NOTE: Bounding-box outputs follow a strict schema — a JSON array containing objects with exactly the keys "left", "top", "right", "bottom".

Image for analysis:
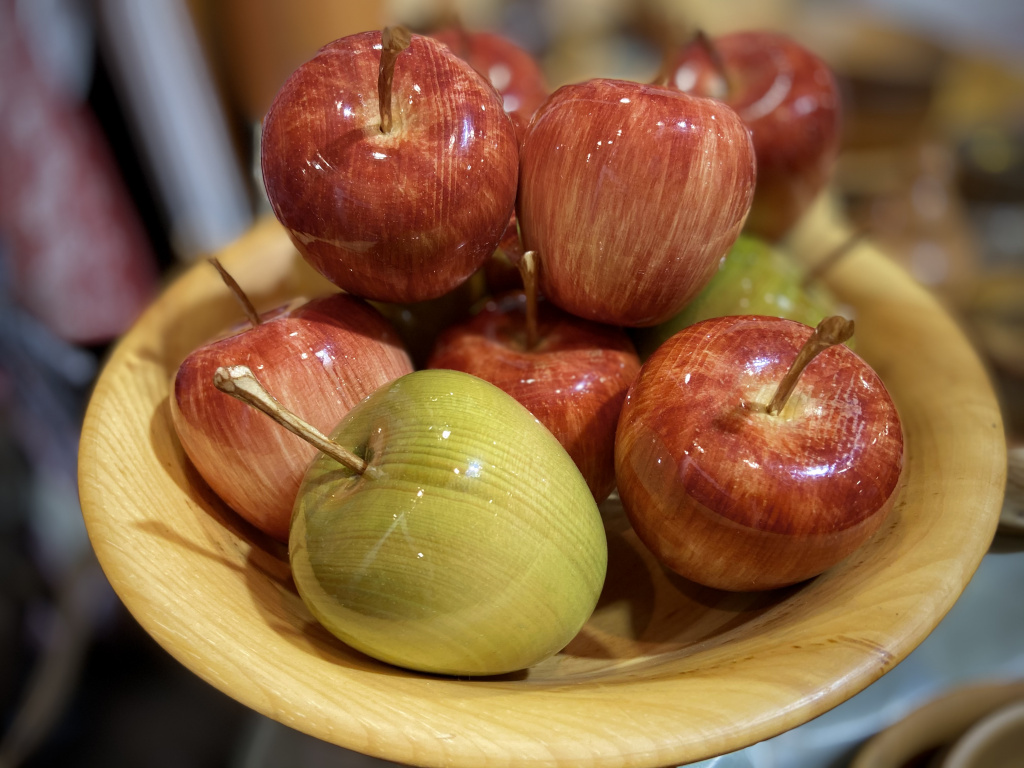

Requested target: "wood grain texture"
[{"left": 78, "top": 204, "right": 1006, "bottom": 768}]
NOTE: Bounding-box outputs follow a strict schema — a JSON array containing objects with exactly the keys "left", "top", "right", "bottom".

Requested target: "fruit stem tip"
[
  {"left": 209, "top": 258, "right": 261, "bottom": 328},
  {"left": 213, "top": 365, "right": 367, "bottom": 475},
  {"left": 379, "top": 25, "right": 412, "bottom": 134},
  {"left": 766, "top": 316, "right": 854, "bottom": 416}
]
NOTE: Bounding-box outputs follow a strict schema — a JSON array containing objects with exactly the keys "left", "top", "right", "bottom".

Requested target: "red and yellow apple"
[
  {"left": 170, "top": 292, "right": 413, "bottom": 541},
  {"left": 518, "top": 79, "right": 756, "bottom": 327},
  {"left": 428, "top": 291, "right": 640, "bottom": 502},
  {"left": 615, "top": 315, "right": 903, "bottom": 591},
  {"left": 261, "top": 28, "right": 519, "bottom": 303}
]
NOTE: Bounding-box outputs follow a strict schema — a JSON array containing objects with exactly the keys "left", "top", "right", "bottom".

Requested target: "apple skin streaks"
[
  {"left": 262, "top": 31, "right": 519, "bottom": 304},
  {"left": 170, "top": 294, "right": 413, "bottom": 542},
  {"left": 518, "top": 78, "right": 756, "bottom": 328},
  {"left": 431, "top": 28, "right": 549, "bottom": 144},
  {"left": 615, "top": 315, "right": 904, "bottom": 591},
  {"left": 427, "top": 292, "right": 641, "bottom": 502},
  {"left": 670, "top": 31, "right": 842, "bottom": 241}
]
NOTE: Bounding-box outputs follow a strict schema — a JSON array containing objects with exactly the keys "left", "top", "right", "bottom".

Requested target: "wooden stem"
[
  {"left": 802, "top": 228, "right": 867, "bottom": 288},
  {"left": 378, "top": 26, "right": 412, "bottom": 134},
  {"left": 209, "top": 258, "right": 260, "bottom": 328},
  {"left": 646, "top": 17, "right": 688, "bottom": 87},
  {"left": 766, "top": 316, "right": 855, "bottom": 416},
  {"left": 517, "top": 250, "right": 539, "bottom": 350},
  {"left": 650, "top": 39, "right": 677, "bottom": 87},
  {"left": 692, "top": 29, "right": 731, "bottom": 97},
  {"left": 213, "top": 365, "right": 367, "bottom": 475}
]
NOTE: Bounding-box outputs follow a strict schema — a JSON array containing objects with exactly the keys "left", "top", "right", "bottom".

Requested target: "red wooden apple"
[
  {"left": 427, "top": 254, "right": 640, "bottom": 502},
  {"left": 431, "top": 27, "right": 549, "bottom": 144},
  {"left": 669, "top": 31, "right": 842, "bottom": 241},
  {"left": 261, "top": 27, "right": 519, "bottom": 303},
  {"left": 170, "top": 277, "right": 413, "bottom": 541},
  {"left": 518, "top": 78, "right": 755, "bottom": 327},
  {"left": 615, "top": 315, "right": 904, "bottom": 591}
]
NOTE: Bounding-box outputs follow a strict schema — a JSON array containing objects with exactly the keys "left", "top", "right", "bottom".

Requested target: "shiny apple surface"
[
  {"left": 427, "top": 292, "right": 641, "bottom": 502},
  {"left": 671, "top": 32, "right": 841, "bottom": 241},
  {"left": 431, "top": 28, "right": 548, "bottom": 135},
  {"left": 290, "top": 369, "right": 607, "bottom": 676},
  {"left": 261, "top": 31, "right": 519, "bottom": 303},
  {"left": 170, "top": 293, "right": 413, "bottom": 541},
  {"left": 518, "top": 79, "right": 756, "bottom": 327},
  {"left": 616, "top": 315, "right": 904, "bottom": 591}
]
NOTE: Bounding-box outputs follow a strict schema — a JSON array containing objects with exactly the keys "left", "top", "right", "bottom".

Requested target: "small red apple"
[
  {"left": 261, "top": 27, "right": 519, "bottom": 303},
  {"left": 170, "top": 267, "right": 413, "bottom": 541},
  {"left": 427, "top": 254, "right": 640, "bottom": 501},
  {"left": 669, "top": 31, "right": 842, "bottom": 241},
  {"left": 518, "top": 78, "right": 756, "bottom": 327},
  {"left": 431, "top": 27, "right": 549, "bottom": 144},
  {"left": 615, "top": 315, "right": 903, "bottom": 591}
]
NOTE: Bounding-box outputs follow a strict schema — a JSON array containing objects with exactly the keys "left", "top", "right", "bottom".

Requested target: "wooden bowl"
[{"left": 78, "top": 199, "right": 1007, "bottom": 768}]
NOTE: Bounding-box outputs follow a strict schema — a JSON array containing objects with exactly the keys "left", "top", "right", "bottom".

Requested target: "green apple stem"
[
  {"left": 801, "top": 228, "right": 867, "bottom": 288},
  {"left": 766, "top": 316, "right": 855, "bottom": 416},
  {"left": 209, "top": 258, "right": 261, "bottom": 328},
  {"left": 378, "top": 26, "right": 412, "bottom": 134},
  {"left": 213, "top": 365, "right": 368, "bottom": 475},
  {"left": 517, "top": 250, "right": 540, "bottom": 349}
]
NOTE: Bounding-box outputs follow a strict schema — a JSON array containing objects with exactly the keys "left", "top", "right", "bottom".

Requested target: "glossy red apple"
[
  {"left": 669, "top": 31, "right": 842, "bottom": 241},
  {"left": 431, "top": 27, "right": 549, "bottom": 144},
  {"left": 427, "top": 255, "right": 641, "bottom": 502},
  {"left": 615, "top": 315, "right": 904, "bottom": 591},
  {"left": 518, "top": 78, "right": 756, "bottom": 327},
  {"left": 170, "top": 278, "right": 413, "bottom": 542},
  {"left": 261, "top": 27, "right": 519, "bottom": 303}
]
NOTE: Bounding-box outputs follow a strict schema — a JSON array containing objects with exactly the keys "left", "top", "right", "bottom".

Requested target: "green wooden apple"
[
  {"left": 633, "top": 235, "right": 843, "bottom": 360},
  {"left": 289, "top": 368, "right": 607, "bottom": 676}
]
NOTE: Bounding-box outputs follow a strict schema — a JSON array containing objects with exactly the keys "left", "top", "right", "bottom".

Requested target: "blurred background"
[{"left": 1, "top": 0, "right": 1023, "bottom": 766}]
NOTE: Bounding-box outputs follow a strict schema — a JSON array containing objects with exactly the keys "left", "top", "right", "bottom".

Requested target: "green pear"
[
  {"left": 289, "top": 368, "right": 607, "bottom": 676},
  {"left": 633, "top": 235, "right": 843, "bottom": 360}
]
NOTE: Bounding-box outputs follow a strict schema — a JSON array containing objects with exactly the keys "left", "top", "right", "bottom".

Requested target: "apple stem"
[
  {"left": 650, "top": 39, "right": 677, "bottom": 87},
  {"left": 379, "top": 26, "right": 412, "bottom": 134},
  {"left": 209, "top": 258, "right": 260, "bottom": 328},
  {"left": 691, "top": 29, "right": 731, "bottom": 98},
  {"left": 801, "top": 228, "right": 867, "bottom": 288},
  {"left": 766, "top": 316, "right": 855, "bottom": 416},
  {"left": 647, "top": 19, "right": 689, "bottom": 87},
  {"left": 213, "top": 365, "right": 368, "bottom": 476},
  {"left": 517, "top": 250, "right": 540, "bottom": 349}
]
